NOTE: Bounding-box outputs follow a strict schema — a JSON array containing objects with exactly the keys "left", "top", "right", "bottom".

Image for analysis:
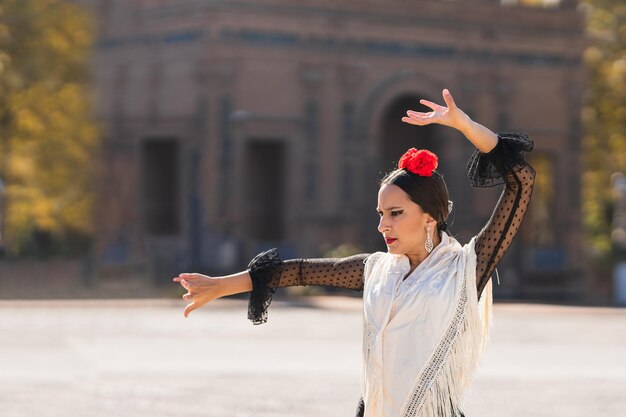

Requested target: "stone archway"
[{"left": 350, "top": 70, "right": 450, "bottom": 250}]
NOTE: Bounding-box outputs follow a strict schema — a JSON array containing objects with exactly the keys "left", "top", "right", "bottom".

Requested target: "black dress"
[{"left": 245, "top": 133, "right": 536, "bottom": 417}]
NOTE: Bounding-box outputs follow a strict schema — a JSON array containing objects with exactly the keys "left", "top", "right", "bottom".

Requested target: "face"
[{"left": 377, "top": 183, "right": 436, "bottom": 256}]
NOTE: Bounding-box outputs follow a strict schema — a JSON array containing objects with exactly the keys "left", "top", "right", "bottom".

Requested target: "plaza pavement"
[{"left": 1, "top": 296, "right": 624, "bottom": 417}]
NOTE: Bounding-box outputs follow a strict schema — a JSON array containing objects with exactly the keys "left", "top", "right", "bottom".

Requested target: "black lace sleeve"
[
  {"left": 246, "top": 249, "right": 370, "bottom": 325},
  {"left": 467, "top": 132, "right": 534, "bottom": 187},
  {"left": 247, "top": 248, "right": 283, "bottom": 325},
  {"left": 468, "top": 132, "right": 536, "bottom": 300}
]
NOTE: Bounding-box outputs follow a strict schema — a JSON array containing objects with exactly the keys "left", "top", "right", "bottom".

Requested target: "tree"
[
  {"left": 581, "top": 1, "right": 626, "bottom": 265},
  {"left": 0, "top": 0, "right": 98, "bottom": 256}
]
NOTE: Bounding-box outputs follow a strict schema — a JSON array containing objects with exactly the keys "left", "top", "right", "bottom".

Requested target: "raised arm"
[
  {"left": 402, "top": 89, "right": 536, "bottom": 302},
  {"left": 247, "top": 248, "right": 369, "bottom": 324},
  {"left": 467, "top": 132, "right": 536, "bottom": 300}
]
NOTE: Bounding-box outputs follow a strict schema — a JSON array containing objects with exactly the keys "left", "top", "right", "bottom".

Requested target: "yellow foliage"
[
  {"left": 580, "top": 0, "right": 626, "bottom": 263},
  {"left": 0, "top": 0, "right": 99, "bottom": 255}
]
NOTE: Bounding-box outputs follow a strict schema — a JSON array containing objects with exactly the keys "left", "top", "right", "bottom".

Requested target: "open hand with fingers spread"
[
  {"left": 401, "top": 89, "right": 471, "bottom": 131},
  {"left": 172, "top": 273, "right": 222, "bottom": 318}
]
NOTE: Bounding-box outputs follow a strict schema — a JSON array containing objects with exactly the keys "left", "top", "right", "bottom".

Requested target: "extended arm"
[{"left": 174, "top": 252, "right": 369, "bottom": 320}]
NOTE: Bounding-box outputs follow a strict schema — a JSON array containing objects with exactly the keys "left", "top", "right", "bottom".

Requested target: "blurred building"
[{"left": 83, "top": 0, "right": 585, "bottom": 300}]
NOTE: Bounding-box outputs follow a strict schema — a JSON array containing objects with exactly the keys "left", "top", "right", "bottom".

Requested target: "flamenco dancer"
[{"left": 173, "top": 89, "right": 536, "bottom": 417}]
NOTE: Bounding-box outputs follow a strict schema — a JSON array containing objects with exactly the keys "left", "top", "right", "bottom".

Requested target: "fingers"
[
  {"left": 184, "top": 301, "right": 197, "bottom": 318},
  {"left": 180, "top": 288, "right": 197, "bottom": 317},
  {"left": 418, "top": 99, "right": 440, "bottom": 111},
  {"left": 176, "top": 279, "right": 191, "bottom": 291},
  {"left": 176, "top": 273, "right": 198, "bottom": 281},
  {"left": 442, "top": 89, "right": 457, "bottom": 109},
  {"left": 173, "top": 273, "right": 199, "bottom": 289},
  {"left": 406, "top": 110, "right": 430, "bottom": 118},
  {"left": 402, "top": 116, "right": 429, "bottom": 126},
  {"left": 403, "top": 108, "right": 438, "bottom": 126},
  {"left": 172, "top": 273, "right": 206, "bottom": 318}
]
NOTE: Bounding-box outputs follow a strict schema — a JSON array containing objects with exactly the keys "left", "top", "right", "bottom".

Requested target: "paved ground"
[{"left": 1, "top": 297, "right": 625, "bottom": 417}]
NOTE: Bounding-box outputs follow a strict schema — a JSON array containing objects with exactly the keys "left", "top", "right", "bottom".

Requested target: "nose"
[{"left": 378, "top": 215, "right": 390, "bottom": 234}]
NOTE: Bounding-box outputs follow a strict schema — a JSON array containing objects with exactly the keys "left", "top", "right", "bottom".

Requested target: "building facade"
[{"left": 85, "top": 0, "right": 585, "bottom": 299}]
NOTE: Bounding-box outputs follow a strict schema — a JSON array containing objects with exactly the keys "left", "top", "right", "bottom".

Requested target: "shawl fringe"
[{"left": 400, "top": 247, "right": 493, "bottom": 417}]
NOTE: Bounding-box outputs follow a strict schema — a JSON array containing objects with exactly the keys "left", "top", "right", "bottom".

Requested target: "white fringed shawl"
[{"left": 361, "top": 232, "right": 493, "bottom": 417}]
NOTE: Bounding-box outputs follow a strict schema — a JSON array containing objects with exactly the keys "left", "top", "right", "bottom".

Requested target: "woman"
[{"left": 173, "top": 89, "right": 536, "bottom": 417}]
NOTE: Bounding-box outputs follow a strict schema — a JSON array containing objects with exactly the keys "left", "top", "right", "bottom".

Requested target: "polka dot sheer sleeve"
[
  {"left": 246, "top": 249, "right": 370, "bottom": 325},
  {"left": 467, "top": 132, "right": 536, "bottom": 301}
]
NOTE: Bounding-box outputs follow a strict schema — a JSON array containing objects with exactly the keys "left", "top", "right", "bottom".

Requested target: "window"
[
  {"left": 141, "top": 139, "right": 180, "bottom": 235},
  {"left": 244, "top": 140, "right": 286, "bottom": 241}
]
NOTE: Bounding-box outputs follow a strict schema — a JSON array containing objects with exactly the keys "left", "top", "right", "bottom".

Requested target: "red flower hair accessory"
[{"left": 398, "top": 148, "right": 438, "bottom": 176}]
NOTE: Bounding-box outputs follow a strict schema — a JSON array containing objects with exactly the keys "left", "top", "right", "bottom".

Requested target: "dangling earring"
[{"left": 425, "top": 224, "right": 433, "bottom": 253}]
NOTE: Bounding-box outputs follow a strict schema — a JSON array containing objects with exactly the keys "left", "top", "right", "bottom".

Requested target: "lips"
[{"left": 385, "top": 238, "right": 397, "bottom": 245}]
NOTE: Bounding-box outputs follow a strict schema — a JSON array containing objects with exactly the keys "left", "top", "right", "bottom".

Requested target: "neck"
[{"left": 406, "top": 232, "right": 442, "bottom": 273}]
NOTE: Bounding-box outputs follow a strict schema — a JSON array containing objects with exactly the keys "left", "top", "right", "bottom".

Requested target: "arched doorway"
[
  {"left": 379, "top": 94, "right": 441, "bottom": 173},
  {"left": 365, "top": 93, "right": 445, "bottom": 251}
]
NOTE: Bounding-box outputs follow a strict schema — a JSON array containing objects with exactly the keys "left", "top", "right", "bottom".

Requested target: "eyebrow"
[{"left": 376, "top": 206, "right": 403, "bottom": 212}]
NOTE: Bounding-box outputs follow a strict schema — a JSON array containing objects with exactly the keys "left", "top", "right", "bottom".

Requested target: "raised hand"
[
  {"left": 402, "top": 88, "right": 498, "bottom": 153},
  {"left": 401, "top": 89, "right": 470, "bottom": 131},
  {"left": 172, "top": 273, "right": 222, "bottom": 318}
]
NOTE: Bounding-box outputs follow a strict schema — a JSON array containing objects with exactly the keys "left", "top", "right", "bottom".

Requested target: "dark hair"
[{"left": 380, "top": 168, "right": 450, "bottom": 235}]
